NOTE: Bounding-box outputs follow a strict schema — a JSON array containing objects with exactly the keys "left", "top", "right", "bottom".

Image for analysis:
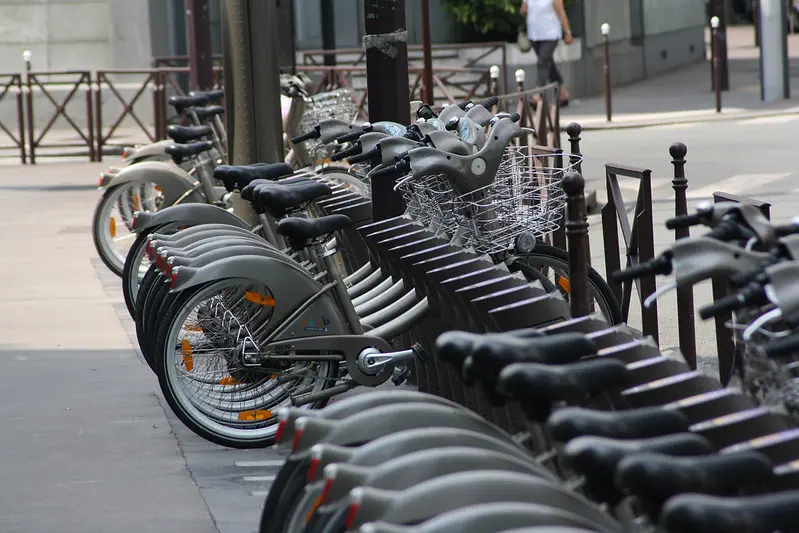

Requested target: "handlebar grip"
[
  {"left": 371, "top": 164, "right": 401, "bottom": 179},
  {"left": 336, "top": 131, "right": 364, "bottom": 144},
  {"left": 457, "top": 100, "right": 473, "bottom": 110},
  {"left": 611, "top": 255, "right": 672, "bottom": 284},
  {"left": 728, "top": 266, "right": 770, "bottom": 290},
  {"left": 478, "top": 96, "right": 499, "bottom": 109},
  {"left": 348, "top": 147, "right": 379, "bottom": 164},
  {"left": 775, "top": 223, "right": 799, "bottom": 238},
  {"left": 706, "top": 219, "right": 741, "bottom": 242},
  {"left": 291, "top": 129, "right": 320, "bottom": 144},
  {"left": 508, "top": 113, "right": 521, "bottom": 123},
  {"left": 764, "top": 334, "right": 799, "bottom": 358},
  {"left": 665, "top": 212, "right": 704, "bottom": 230},
  {"left": 330, "top": 143, "right": 361, "bottom": 162},
  {"left": 698, "top": 294, "right": 745, "bottom": 320}
]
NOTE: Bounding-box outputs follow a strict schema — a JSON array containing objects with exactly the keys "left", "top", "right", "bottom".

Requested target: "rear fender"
[
  {"left": 109, "top": 161, "right": 203, "bottom": 205},
  {"left": 133, "top": 203, "right": 250, "bottom": 233},
  {"left": 170, "top": 244, "right": 287, "bottom": 269},
  {"left": 150, "top": 228, "right": 264, "bottom": 254},
  {"left": 170, "top": 255, "right": 350, "bottom": 339},
  {"left": 126, "top": 140, "right": 174, "bottom": 163}
]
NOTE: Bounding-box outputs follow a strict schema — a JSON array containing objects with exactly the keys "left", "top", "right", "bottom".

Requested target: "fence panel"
[
  {"left": 25, "top": 70, "right": 94, "bottom": 164},
  {"left": 0, "top": 73, "right": 25, "bottom": 163},
  {"left": 95, "top": 69, "right": 160, "bottom": 161}
]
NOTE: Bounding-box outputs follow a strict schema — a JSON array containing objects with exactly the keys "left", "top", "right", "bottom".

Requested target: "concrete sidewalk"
[
  {"left": 0, "top": 162, "right": 218, "bottom": 533},
  {"left": 561, "top": 25, "right": 799, "bottom": 130}
]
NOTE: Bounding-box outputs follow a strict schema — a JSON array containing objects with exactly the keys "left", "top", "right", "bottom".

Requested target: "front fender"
[
  {"left": 108, "top": 161, "right": 203, "bottom": 205},
  {"left": 171, "top": 255, "right": 350, "bottom": 339},
  {"left": 133, "top": 203, "right": 250, "bottom": 233}
]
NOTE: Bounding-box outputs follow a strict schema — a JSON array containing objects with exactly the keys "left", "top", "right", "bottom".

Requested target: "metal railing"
[{"left": 0, "top": 73, "right": 25, "bottom": 163}]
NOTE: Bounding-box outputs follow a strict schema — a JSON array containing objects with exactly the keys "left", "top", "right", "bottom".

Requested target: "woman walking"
[{"left": 520, "top": 0, "right": 573, "bottom": 105}]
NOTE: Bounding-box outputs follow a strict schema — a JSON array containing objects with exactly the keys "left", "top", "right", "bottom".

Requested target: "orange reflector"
[
  {"left": 181, "top": 339, "right": 194, "bottom": 371},
  {"left": 184, "top": 324, "right": 203, "bottom": 332},
  {"left": 558, "top": 276, "right": 570, "bottom": 293},
  {"left": 218, "top": 376, "right": 239, "bottom": 385},
  {"left": 154, "top": 186, "right": 163, "bottom": 192},
  {"left": 109, "top": 216, "right": 116, "bottom": 238},
  {"left": 238, "top": 409, "right": 273, "bottom": 421},
  {"left": 132, "top": 194, "right": 141, "bottom": 211},
  {"left": 245, "top": 292, "right": 276, "bottom": 307},
  {"left": 306, "top": 491, "right": 325, "bottom": 523}
]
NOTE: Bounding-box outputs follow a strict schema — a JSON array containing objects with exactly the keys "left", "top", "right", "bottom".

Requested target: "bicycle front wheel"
[{"left": 512, "top": 243, "right": 623, "bottom": 325}]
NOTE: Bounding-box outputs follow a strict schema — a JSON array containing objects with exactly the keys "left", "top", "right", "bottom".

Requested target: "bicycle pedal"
[
  {"left": 411, "top": 342, "right": 429, "bottom": 363},
  {"left": 391, "top": 367, "right": 411, "bottom": 386}
]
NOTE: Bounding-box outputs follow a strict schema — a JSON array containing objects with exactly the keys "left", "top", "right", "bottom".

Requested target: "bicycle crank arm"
[{"left": 358, "top": 347, "right": 418, "bottom": 372}]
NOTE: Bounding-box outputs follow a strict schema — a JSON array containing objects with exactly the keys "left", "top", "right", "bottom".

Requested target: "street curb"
[{"left": 561, "top": 107, "right": 799, "bottom": 131}]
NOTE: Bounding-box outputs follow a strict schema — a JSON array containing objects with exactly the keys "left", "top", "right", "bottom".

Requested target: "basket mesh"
[
  {"left": 397, "top": 146, "right": 577, "bottom": 253},
  {"left": 299, "top": 89, "right": 357, "bottom": 162}
]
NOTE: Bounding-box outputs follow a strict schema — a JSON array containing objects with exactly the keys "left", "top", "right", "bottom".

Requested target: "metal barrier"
[
  {"left": 156, "top": 66, "right": 224, "bottom": 138},
  {"left": 602, "top": 163, "right": 658, "bottom": 342},
  {"left": 301, "top": 41, "right": 509, "bottom": 94},
  {"left": 711, "top": 192, "right": 771, "bottom": 386},
  {"left": 94, "top": 69, "right": 160, "bottom": 161},
  {"left": 25, "top": 70, "right": 95, "bottom": 163},
  {"left": 496, "top": 82, "right": 561, "bottom": 150},
  {"left": 0, "top": 73, "right": 25, "bottom": 163},
  {"left": 294, "top": 64, "right": 491, "bottom": 119}
]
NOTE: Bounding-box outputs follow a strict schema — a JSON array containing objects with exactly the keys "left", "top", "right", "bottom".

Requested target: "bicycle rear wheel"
[{"left": 512, "top": 243, "right": 623, "bottom": 325}]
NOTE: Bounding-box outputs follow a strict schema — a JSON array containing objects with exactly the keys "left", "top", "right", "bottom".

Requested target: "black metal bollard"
[
  {"left": 711, "top": 16, "right": 722, "bottom": 113},
  {"left": 562, "top": 170, "right": 591, "bottom": 318},
  {"left": 566, "top": 122, "right": 583, "bottom": 174},
  {"left": 670, "top": 142, "right": 697, "bottom": 369}
]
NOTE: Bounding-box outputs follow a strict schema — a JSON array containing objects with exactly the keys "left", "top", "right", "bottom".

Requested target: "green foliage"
[
  {"left": 441, "top": 0, "right": 579, "bottom": 36},
  {"left": 442, "top": 0, "right": 520, "bottom": 35}
]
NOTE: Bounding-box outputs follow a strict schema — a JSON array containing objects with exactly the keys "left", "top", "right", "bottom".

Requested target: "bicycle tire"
[
  {"left": 91, "top": 185, "right": 128, "bottom": 277},
  {"left": 259, "top": 457, "right": 309, "bottom": 533},
  {"left": 154, "top": 277, "right": 338, "bottom": 448},
  {"left": 512, "top": 243, "right": 623, "bottom": 325}
]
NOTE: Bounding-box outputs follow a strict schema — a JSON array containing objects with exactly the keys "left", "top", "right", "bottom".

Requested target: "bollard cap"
[
  {"left": 710, "top": 16, "right": 720, "bottom": 29},
  {"left": 562, "top": 170, "right": 585, "bottom": 196},
  {"left": 489, "top": 65, "right": 500, "bottom": 79},
  {"left": 22, "top": 50, "right": 32, "bottom": 62},
  {"left": 601, "top": 23, "right": 610, "bottom": 36},
  {"left": 566, "top": 122, "right": 582, "bottom": 138},
  {"left": 515, "top": 69, "right": 526, "bottom": 83},
  {"left": 669, "top": 142, "right": 687, "bottom": 160}
]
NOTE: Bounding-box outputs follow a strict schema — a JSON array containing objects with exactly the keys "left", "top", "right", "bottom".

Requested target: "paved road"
[{"left": 1, "top": 111, "right": 797, "bottom": 532}]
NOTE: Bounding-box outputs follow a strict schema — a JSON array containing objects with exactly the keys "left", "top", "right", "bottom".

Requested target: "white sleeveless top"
[{"left": 526, "top": 0, "right": 562, "bottom": 41}]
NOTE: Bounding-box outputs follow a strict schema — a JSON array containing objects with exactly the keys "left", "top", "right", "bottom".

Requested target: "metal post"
[
  {"left": 759, "top": 0, "right": 790, "bottom": 102},
  {"left": 708, "top": 0, "right": 730, "bottom": 91},
  {"left": 669, "top": 142, "right": 697, "bottom": 369},
  {"left": 364, "top": 0, "right": 411, "bottom": 220},
  {"left": 187, "top": 0, "right": 214, "bottom": 91},
  {"left": 222, "top": 0, "right": 283, "bottom": 166},
  {"left": 489, "top": 65, "right": 500, "bottom": 103},
  {"left": 420, "top": 0, "right": 434, "bottom": 104},
  {"left": 562, "top": 170, "right": 591, "bottom": 318},
  {"left": 23, "top": 50, "right": 35, "bottom": 165},
  {"left": 711, "top": 16, "right": 722, "bottom": 113},
  {"left": 321, "top": 0, "right": 336, "bottom": 66},
  {"left": 601, "top": 23, "right": 612, "bottom": 122},
  {"left": 566, "top": 122, "right": 582, "bottom": 174}
]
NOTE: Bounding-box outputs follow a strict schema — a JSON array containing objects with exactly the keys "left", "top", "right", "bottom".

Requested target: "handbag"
[{"left": 517, "top": 29, "right": 532, "bottom": 52}]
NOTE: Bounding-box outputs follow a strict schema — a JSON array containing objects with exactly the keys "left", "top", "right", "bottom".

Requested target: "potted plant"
[{"left": 442, "top": 0, "right": 580, "bottom": 42}]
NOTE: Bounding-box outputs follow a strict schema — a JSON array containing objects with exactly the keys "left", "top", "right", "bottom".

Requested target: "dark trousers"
[{"left": 532, "top": 39, "right": 563, "bottom": 88}]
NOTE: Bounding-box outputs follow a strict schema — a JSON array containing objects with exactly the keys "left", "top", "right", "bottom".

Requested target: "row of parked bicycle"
[{"left": 90, "top": 75, "right": 799, "bottom": 532}]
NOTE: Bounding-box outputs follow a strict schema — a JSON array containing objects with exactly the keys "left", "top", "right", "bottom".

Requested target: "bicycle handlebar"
[
  {"left": 291, "top": 128, "right": 320, "bottom": 144},
  {"left": 666, "top": 212, "right": 704, "bottom": 230},
  {"left": 763, "top": 333, "right": 799, "bottom": 358},
  {"left": 336, "top": 130, "right": 365, "bottom": 143},
  {"left": 348, "top": 147, "right": 379, "bottom": 164},
  {"left": 331, "top": 143, "right": 361, "bottom": 162},
  {"left": 698, "top": 283, "right": 766, "bottom": 320},
  {"left": 478, "top": 96, "right": 499, "bottom": 109},
  {"left": 371, "top": 158, "right": 410, "bottom": 179},
  {"left": 611, "top": 255, "right": 672, "bottom": 284}
]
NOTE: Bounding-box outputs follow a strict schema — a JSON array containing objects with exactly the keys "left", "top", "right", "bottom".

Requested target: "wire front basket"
[
  {"left": 398, "top": 146, "right": 578, "bottom": 254},
  {"left": 300, "top": 89, "right": 358, "bottom": 162}
]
